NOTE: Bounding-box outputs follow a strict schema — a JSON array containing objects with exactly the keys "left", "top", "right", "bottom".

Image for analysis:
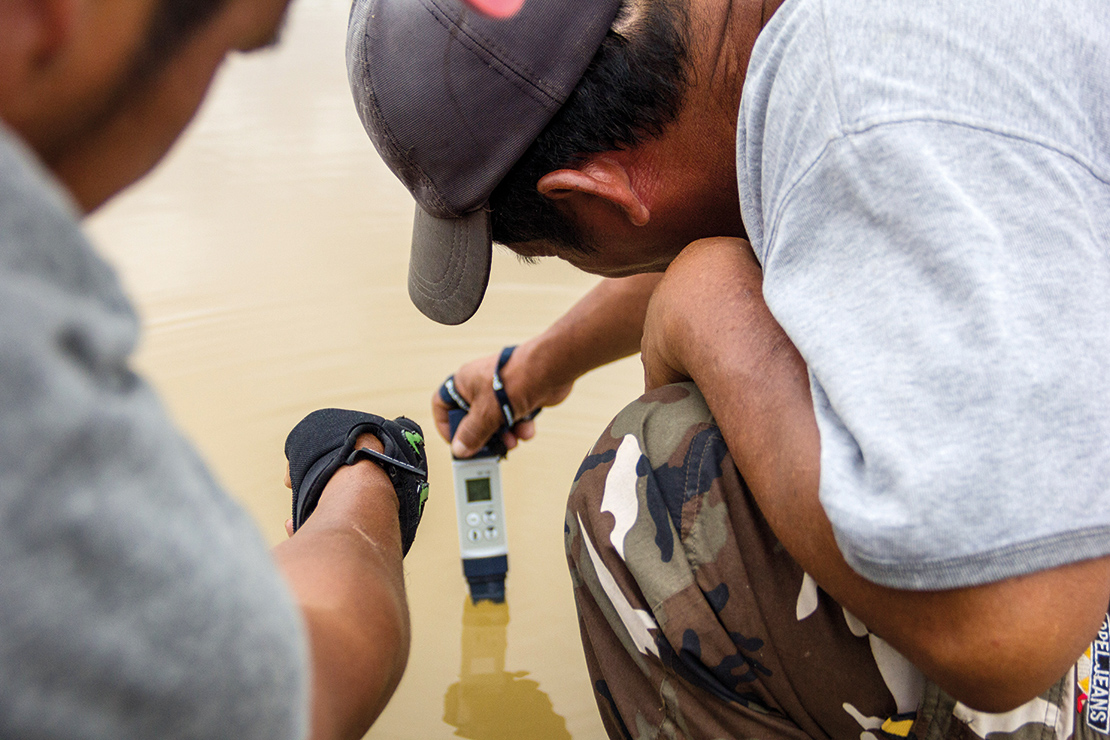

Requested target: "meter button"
[
  {"left": 466, "top": 512, "right": 481, "bottom": 526},
  {"left": 467, "top": 529, "right": 482, "bottom": 542},
  {"left": 482, "top": 511, "right": 497, "bottom": 524},
  {"left": 484, "top": 527, "right": 499, "bottom": 540}
]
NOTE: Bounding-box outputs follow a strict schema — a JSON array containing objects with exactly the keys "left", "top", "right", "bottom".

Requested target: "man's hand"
[
  {"left": 284, "top": 409, "right": 428, "bottom": 555},
  {"left": 434, "top": 274, "right": 662, "bottom": 458},
  {"left": 283, "top": 432, "right": 385, "bottom": 538},
  {"left": 433, "top": 343, "right": 573, "bottom": 458}
]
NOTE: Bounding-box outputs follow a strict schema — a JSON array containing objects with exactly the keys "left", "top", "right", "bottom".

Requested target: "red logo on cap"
[{"left": 465, "top": 0, "right": 526, "bottom": 18}]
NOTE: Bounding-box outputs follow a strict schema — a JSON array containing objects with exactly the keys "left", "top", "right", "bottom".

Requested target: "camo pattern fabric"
[{"left": 564, "top": 383, "right": 1108, "bottom": 740}]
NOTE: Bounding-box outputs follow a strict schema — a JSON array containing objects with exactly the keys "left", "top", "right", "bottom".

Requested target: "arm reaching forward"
[
  {"left": 275, "top": 409, "right": 429, "bottom": 740},
  {"left": 436, "top": 273, "right": 662, "bottom": 458},
  {"left": 273, "top": 446, "right": 408, "bottom": 740}
]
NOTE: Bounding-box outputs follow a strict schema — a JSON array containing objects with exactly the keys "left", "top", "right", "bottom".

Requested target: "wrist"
[
  {"left": 323, "top": 432, "right": 391, "bottom": 505},
  {"left": 312, "top": 457, "right": 398, "bottom": 528},
  {"left": 500, "top": 338, "right": 549, "bottom": 415},
  {"left": 517, "top": 330, "right": 581, "bottom": 393}
]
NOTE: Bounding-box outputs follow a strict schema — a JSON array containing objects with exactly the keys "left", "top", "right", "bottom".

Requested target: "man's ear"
[
  {"left": 537, "top": 155, "right": 651, "bottom": 227},
  {"left": 0, "top": 0, "right": 78, "bottom": 100}
]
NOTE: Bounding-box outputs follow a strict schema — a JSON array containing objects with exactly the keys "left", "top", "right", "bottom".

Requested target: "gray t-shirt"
[
  {"left": 738, "top": 0, "right": 1110, "bottom": 590},
  {"left": 0, "top": 125, "right": 309, "bottom": 738}
]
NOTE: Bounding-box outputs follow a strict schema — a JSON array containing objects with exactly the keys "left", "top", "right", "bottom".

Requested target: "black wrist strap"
[
  {"left": 346, "top": 446, "right": 427, "bottom": 478},
  {"left": 491, "top": 345, "right": 517, "bottom": 428},
  {"left": 441, "top": 375, "right": 471, "bottom": 412}
]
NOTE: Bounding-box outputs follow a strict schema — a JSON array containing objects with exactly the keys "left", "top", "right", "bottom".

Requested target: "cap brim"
[{"left": 408, "top": 206, "right": 492, "bottom": 325}]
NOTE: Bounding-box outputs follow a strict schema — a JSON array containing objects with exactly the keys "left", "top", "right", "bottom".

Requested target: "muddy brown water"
[{"left": 85, "top": 1, "right": 640, "bottom": 738}]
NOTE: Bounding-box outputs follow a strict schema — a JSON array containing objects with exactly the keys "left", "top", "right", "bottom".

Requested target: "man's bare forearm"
[
  {"left": 642, "top": 237, "right": 1110, "bottom": 711},
  {"left": 273, "top": 449, "right": 409, "bottom": 740},
  {"left": 513, "top": 273, "right": 662, "bottom": 390}
]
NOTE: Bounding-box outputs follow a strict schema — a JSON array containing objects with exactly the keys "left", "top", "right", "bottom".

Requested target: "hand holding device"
[{"left": 439, "top": 347, "right": 539, "bottom": 602}]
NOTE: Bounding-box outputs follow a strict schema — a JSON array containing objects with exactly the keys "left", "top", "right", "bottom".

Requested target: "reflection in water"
[{"left": 444, "top": 599, "right": 572, "bottom": 740}]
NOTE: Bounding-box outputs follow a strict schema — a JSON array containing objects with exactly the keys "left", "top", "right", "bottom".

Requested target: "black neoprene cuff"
[{"left": 285, "top": 408, "right": 429, "bottom": 556}]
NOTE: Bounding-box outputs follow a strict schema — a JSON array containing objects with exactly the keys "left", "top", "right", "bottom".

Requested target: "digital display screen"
[{"left": 466, "top": 477, "right": 493, "bottom": 503}]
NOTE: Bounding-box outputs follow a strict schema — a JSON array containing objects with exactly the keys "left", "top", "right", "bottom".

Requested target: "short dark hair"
[
  {"left": 488, "top": 0, "right": 690, "bottom": 252},
  {"left": 131, "top": 0, "right": 234, "bottom": 84},
  {"left": 33, "top": 0, "right": 238, "bottom": 171}
]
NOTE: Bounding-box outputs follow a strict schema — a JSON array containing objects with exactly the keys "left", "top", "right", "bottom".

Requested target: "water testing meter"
[
  {"left": 452, "top": 452, "right": 509, "bottom": 602},
  {"left": 440, "top": 378, "right": 511, "bottom": 603}
]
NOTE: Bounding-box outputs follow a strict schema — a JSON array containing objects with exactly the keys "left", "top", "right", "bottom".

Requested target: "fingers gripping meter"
[
  {"left": 441, "top": 378, "right": 511, "bottom": 604},
  {"left": 441, "top": 349, "right": 540, "bottom": 603}
]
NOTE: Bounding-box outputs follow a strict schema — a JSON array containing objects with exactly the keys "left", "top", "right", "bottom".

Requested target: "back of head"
[
  {"left": 131, "top": 0, "right": 234, "bottom": 85},
  {"left": 346, "top": 0, "right": 690, "bottom": 324},
  {"left": 490, "top": 0, "right": 690, "bottom": 253}
]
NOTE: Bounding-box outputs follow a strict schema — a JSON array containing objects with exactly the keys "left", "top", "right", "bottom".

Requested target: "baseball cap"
[{"left": 346, "top": 0, "right": 623, "bottom": 325}]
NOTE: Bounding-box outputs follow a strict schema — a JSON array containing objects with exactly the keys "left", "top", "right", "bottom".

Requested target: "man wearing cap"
[{"left": 347, "top": 0, "right": 1110, "bottom": 738}]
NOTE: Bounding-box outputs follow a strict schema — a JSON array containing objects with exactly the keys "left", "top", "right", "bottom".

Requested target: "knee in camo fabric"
[
  {"left": 567, "top": 385, "right": 747, "bottom": 733},
  {"left": 564, "top": 383, "right": 1105, "bottom": 740},
  {"left": 565, "top": 383, "right": 821, "bottom": 738}
]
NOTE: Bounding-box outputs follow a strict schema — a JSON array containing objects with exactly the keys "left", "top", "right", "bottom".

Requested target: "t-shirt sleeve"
[{"left": 760, "top": 120, "right": 1110, "bottom": 590}]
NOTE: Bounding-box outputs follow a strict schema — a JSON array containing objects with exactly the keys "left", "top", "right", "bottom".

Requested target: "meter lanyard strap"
[
  {"left": 491, "top": 345, "right": 518, "bottom": 428},
  {"left": 441, "top": 375, "right": 470, "bottom": 412},
  {"left": 439, "top": 346, "right": 539, "bottom": 428},
  {"left": 491, "top": 346, "right": 542, "bottom": 427}
]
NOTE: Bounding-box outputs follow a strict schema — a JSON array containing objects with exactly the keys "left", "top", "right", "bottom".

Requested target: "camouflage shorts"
[{"left": 565, "top": 383, "right": 1109, "bottom": 740}]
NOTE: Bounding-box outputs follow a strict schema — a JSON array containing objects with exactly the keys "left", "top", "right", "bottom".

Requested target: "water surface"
[{"left": 86, "top": 1, "right": 641, "bottom": 738}]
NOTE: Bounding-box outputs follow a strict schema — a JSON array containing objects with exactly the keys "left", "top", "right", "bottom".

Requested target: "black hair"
[
  {"left": 130, "top": 0, "right": 234, "bottom": 84},
  {"left": 488, "top": 0, "right": 691, "bottom": 252}
]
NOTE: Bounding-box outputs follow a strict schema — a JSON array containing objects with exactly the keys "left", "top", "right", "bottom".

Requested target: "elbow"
[
  {"left": 921, "top": 637, "right": 1073, "bottom": 713},
  {"left": 896, "top": 561, "right": 1110, "bottom": 714}
]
